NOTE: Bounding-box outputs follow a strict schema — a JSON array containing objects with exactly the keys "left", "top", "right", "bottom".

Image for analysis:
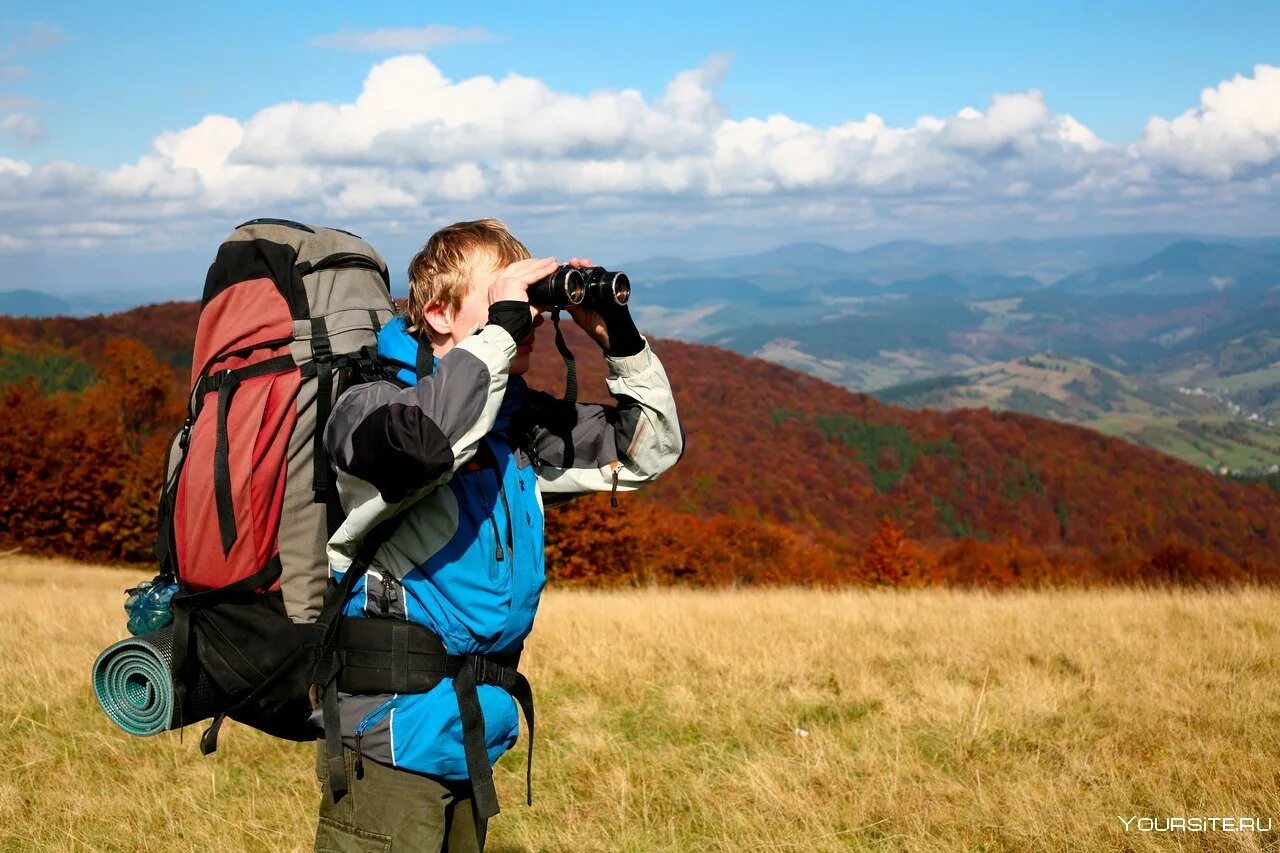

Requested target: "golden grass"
[{"left": 1, "top": 554, "right": 1278, "bottom": 851}]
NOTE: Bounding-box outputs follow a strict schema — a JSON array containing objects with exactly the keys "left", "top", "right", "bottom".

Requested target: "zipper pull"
[
  {"left": 491, "top": 516, "right": 505, "bottom": 561},
  {"left": 353, "top": 731, "right": 365, "bottom": 779},
  {"left": 378, "top": 571, "right": 398, "bottom": 615},
  {"left": 610, "top": 463, "right": 621, "bottom": 508}
]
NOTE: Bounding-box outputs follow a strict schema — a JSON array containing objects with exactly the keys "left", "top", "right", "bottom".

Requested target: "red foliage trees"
[
  {"left": 0, "top": 336, "right": 180, "bottom": 562},
  {"left": 1, "top": 303, "right": 1278, "bottom": 587}
]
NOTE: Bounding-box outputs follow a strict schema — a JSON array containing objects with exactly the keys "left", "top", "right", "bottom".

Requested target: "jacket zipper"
[
  {"left": 377, "top": 571, "right": 399, "bottom": 616},
  {"left": 353, "top": 694, "right": 400, "bottom": 775},
  {"left": 489, "top": 515, "right": 504, "bottom": 563},
  {"left": 496, "top": 477, "right": 515, "bottom": 561},
  {"left": 480, "top": 448, "right": 515, "bottom": 580}
]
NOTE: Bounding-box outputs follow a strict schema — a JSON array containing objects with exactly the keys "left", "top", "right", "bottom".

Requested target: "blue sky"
[{"left": 1, "top": 1, "right": 1278, "bottom": 295}]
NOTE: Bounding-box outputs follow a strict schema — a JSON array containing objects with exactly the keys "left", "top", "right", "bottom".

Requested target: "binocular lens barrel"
[
  {"left": 580, "top": 267, "right": 631, "bottom": 307},
  {"left": 528, "top": 266, "right": 586, "bottom": 307},
  {"left": 528, "top": 265, "right": 632, "bottom": 308},
  {"left": 605, "top": 271, "right": 630, "bottom": 306}
]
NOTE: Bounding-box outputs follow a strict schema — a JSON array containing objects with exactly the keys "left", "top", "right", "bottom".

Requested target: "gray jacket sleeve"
[
  {"left": 324, "top": 323, "right": 517, "bottom": 505},
  {"left": 518, "top": 336, "right": 683, "bottom": 501}
]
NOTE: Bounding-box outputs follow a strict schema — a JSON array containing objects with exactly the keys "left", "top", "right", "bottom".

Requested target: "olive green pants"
[{"left": 314, "top": 745, "right": 487, "bottom": 852}]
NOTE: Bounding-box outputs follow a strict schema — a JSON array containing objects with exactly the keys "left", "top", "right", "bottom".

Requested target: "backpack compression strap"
[{"left": 195, "top": 355, "right": 296, "bottom": 555}]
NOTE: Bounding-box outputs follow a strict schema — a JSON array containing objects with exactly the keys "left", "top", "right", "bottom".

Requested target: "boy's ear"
[{"left": 421, "top": 300, "right": 452, "bottom": 337}]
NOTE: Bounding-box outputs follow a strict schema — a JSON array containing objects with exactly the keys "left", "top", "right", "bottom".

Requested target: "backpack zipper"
[{"left": 297, "top": 252, "right": 390, "bottom": 287}]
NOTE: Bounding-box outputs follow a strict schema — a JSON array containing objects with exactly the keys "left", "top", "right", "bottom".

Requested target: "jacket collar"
[{"left": 377, "top": 315, "right": 526, "bottom": 431}]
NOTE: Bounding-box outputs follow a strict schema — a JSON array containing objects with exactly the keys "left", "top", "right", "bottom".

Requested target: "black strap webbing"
[
  {"left": 201, "top": 354, "right": 296, "bottom": 556},
  {"left": 507, "top": 670, "right": 536, "bottom": 808},
  {"left": 213, "top": 372, "right": 240, "bottom": 556},
  {"left": 312, "top": 516, "right": 407, "bottom": 802},
  {"left": 452, "top": 654, "right": 535, "bottom": 821},
  {"left": 154, "top": 419, "right": 192, "bottom": 580},
  {"left": 197, "top": 354, "right": 295, "bottom": 397},
  {"left": 322, "top": 652, "right": 345, "bottom": 798},
  {"left": 453, "top": 659, "right": 496, "bottom": 818},
  {"left": 311, "top": 317, "right": 334, "bottom": 514},
  {"left": 415, "top": 330, "right": 435, "bottom": 378},
  {"left": 550, "top": 308, "right": 577, "bottom": 405},
  {"left": 323, "top": 617, "right": 536, "bottom": 815},
  {"left": 391, "top": 620, "right": 410, "bottom": 692}
]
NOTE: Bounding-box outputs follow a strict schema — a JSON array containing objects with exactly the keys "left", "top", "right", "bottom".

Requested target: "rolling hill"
[
  {"left": 873, "top": 354, "right": 1280, "bottom": 474},
  {"left": 1053, "top": 241, "right": 1280, "bottom": 295},
  {"left": 2, "top": 302, "right": 1278, "bottom": 587}
]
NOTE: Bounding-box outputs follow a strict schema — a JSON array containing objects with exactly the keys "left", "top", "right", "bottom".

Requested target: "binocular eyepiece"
[{"left": 528, "top": 265, "right": 631, "bottom": 309}]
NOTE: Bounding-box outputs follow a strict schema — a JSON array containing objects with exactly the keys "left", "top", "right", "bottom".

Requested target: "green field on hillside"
[{"left": 1092, "top": 414, "right": 1280, "bottom": 473}]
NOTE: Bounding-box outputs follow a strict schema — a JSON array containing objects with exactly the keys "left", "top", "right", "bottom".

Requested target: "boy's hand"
[
  {"left": 563, "top": 257, "right": 611, "bottom": 350},
  {"left": 489, "top": 257, "right": 558, "bottom": 305}
]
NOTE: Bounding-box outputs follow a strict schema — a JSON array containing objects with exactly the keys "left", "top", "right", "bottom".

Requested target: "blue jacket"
[{"left": 322, "top": 314, "right": 683, "bottom": 780}]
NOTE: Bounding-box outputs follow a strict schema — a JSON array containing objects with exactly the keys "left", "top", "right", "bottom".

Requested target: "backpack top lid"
[{"left": 192, "top": 219, "right": 396, "bottom": 388}]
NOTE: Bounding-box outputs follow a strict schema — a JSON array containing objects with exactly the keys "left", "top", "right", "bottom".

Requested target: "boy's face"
[{"left": 429, "top": 252, "right": 543, "bottom": 376}]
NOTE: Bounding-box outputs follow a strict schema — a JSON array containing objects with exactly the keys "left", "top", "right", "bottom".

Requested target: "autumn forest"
[{"left": 1, "top": 301, "right": 1277, "bottom": 588}]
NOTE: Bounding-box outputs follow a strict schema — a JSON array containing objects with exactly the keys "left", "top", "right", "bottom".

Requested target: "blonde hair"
[{"left": 406, "top": 218, "right": 532, "bottom": 333}]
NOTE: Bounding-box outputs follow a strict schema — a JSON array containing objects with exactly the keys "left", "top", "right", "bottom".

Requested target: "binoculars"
[{"left": 528, "top": 265, "right": 631, "bottom": 309}]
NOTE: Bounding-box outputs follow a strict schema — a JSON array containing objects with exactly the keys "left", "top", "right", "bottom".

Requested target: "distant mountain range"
[
  {"left": 0, "top": 288, "right": 159, "bottom": 318},
  {"left": 627, "top": 233, "right": 1280, "bottom": 474},
  {"left": 4, "top": 230, "right": 1278, "bottom": 473},
  {"left": 626, "top": 232, "right": 1280, "bottom": 286},
  {"left": 1054, "top": 241, "right": 1280, "bottom": 295}
]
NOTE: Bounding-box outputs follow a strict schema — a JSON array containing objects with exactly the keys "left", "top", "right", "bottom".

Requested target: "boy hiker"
[{"left": 314, "top": 219, "right": 683, "bottom": 850}]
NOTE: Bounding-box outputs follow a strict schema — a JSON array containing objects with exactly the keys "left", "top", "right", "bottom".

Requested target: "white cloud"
[
  {"left": 310, "top": 25, "right": 494, "bottom": 52},
  {"left": 0, "top": 112, "right": 42, "bottom": 142},
  {"left": 0, "top": 56, "right": 1277, "bottom": 258},
  {"left": 154, "top": 115, "right": 244, "bottom": 178},
  {"left": 1137, "top": 64, "right": 1280, "bottom": 179},
  {"left": 0, "top": 156, "right": 32, "bottom": 177}
]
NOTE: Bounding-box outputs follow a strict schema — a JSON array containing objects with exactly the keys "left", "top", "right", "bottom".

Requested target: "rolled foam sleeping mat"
[{"left": 92, "top": 626, "right": 223, "bottom": 736}]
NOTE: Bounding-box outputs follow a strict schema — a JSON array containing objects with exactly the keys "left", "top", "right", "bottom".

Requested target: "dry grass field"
[{"left": 1, "top": 554, "right": 1279, "bottom": 852}]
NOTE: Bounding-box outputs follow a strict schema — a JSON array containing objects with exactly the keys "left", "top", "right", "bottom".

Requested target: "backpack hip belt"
[
  {"left": 310, "top": 520, "right": 534, "bottom": 820},
  {"left": 326, "top": 616, "right": 535, "bottom": 821}
]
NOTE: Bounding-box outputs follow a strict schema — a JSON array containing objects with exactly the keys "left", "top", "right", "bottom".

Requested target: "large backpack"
[{"left": 154, "top": 218, "right": 396, "bottom": 749}]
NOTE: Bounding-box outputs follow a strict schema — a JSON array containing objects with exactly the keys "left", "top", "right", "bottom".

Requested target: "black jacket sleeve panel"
[
  {"left": 346, "top": 404, "right": 455, "bottom": 503},
  {"left": 323, "top": 323, "right": 518, "bottom": 502}
]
